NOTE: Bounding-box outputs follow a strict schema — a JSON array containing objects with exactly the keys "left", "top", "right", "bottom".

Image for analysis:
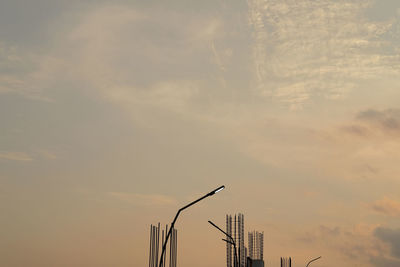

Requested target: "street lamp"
[
  {"left": 208, "top": 220, "right": 239, "bottom": 267},
  {"left": 306, "top": 256, "right": 321, "bottom": 267},
  {"left": 158, "top": 185, "right": 225, "bottom": 267},
  {"left": 221, "top": 239, "right": 239, "bottom": 267}
]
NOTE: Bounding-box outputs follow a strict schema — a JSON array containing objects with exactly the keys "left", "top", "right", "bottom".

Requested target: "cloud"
[
  {"left": 371, "top": 256, "right": 400, "bottom": 267},
  {"left": 1, "top": 3, "right": 229, "bottom": 111},
  {"left": 375, "top": 227, "right": 400, "bottom": 259},
  {"left": 0, "top": 42, "right": 32, "bottom": 95},
  {"left": 298, "top": 225, "right": 341, "bottom": 243},
  {"left": 247, "top": 0, "right": 400, "bottom": 109},
  {"left": 107, "top": 192, "right": 177, "bottom": 206},
  {"left": 310, "top": 107, "right": 400, "bottom": 181},
  {"left": 0, "top": 42, "right": 56, "bottom": 101},
  {"left": 0, "top": 151, "right": 33, "bottom": 162},
  {"left": 48, "top": 4, "right": 234, "bottom": 119},
  {"left": 298, "top": 223, "right": 385, "bottom": 266},
  {"left": 341, "top": 108, "right": 400, "bottom": 138},
  {"left": 36, "top": 150, "right": 57, "bottom": 160},
  {"left": 357, "top": 109, "right": 400, "bottom": 134},
  {"left": 341, "top": 124, "right": 369, "bottom": 136},
  {"left": 371, "top": 197, "right": 400, "bottom": 217},
  {"left": 373, "top": 227, "right": 400, "bottom": 267}
]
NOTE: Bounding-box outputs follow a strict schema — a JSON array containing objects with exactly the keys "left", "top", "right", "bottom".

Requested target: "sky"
[{"left": 1, "top": 0, "right": 400, "bottom": 266}]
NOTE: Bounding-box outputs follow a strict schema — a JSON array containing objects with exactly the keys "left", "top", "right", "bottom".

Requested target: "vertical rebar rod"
[
  {"left": 155, "top": 225, "right": 158, "bottom": 267},
  {"left": 175, "top": 229, "right": 177, "bottom": 267},
  {"left": 173, "top": 229, "right": 175, "bottom": 267},
  {"left": 158, "top": 225, "right": 160, "bottom": 266},
  {"left": 164, "top": 225, "right": 168, "bottom": 267},
  {"left": 169, "top": 227, "right": 172, "bottom": 267},
  {"left": 153, "top": 226, "right": 155, "bottom": 267},
  {"left": 150, "top": 225, "right": 154, "bottom": 267},
  {"left": 171, "top": 229, "right": 173, "bottom": 267},
  {"left": 151, "top": 226, "right": 155, "bottom": 267},
  {"left": 149, "top": 225, "right": 153, "bottom": 267},
  {"left": 172, "top": 229, "right": 175, "bottom": 267},
  {"left": 174, "top": 229, "right": 176, "bottom": 267},
  {"left": 151, "top": 226, "right": 154, "bottom": 267},
  {"left": 161, "top": 230, "right": 164, "bottom": 267}
]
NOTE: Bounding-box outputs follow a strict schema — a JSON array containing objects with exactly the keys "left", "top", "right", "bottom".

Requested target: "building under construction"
[
  {"left": 226, "top": 213, "right": 246, "bottom": 267},
  {"left": 247, "top": 231, "right": 264, "bottom": 267},
  {"left": 148, "top": 223, "right": 177, "bottom": 267},
  {"left": 248, "top": 231, "right": 263, "bottom": 261},
  {"left": 225, "top": 213, "right": 266, "bottom": 267},
  {"left": 281, "top": 257, "right": 292, "bottom": 267}
]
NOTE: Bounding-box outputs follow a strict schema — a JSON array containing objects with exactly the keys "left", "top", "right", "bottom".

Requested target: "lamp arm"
[
  {"left": 159, "top": 187, "right": 221, "bottom": 267},
  {"left": 159, "top": 209, "right": 180, "bottom": 267},
  {"left": 306, "top": 256, "right": 321, "bottom": 267},
  {"left": 208, "top": 220, "right": 235, "bottom": 243}
]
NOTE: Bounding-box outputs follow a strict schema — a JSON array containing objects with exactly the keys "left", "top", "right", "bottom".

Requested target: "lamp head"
[{"left": 209, "top": 185, "right": 225, "bottom": 196}]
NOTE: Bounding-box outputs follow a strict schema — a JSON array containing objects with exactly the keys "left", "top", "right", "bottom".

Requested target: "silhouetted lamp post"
[
  {"left": 222, "top": 238, "right": 239, "bottom": 267},
  {"left": 306, "top": 256, "right": 321, "bottom": 267},
  {"left": 208, "top": 220, "right": 239, "bottom": 267},
  {"left": 158, "top": 185, "right": 225, "bottom": 267}
]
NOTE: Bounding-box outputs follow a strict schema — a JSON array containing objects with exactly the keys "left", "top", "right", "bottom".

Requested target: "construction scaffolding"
[
  {"left": 248, "top": 231, "right": 264, "bottom": 260},
  {"left": 148, "top": 223, "right": 177, "bottom": 267},
  {"left": 226, "top": 213, "right": 246, "bottom": 267},
  {"left": 281, "top": 257, "right": 292, "bottom": 267},
  {"left": 226, "top": 215, "right": 232, "bottom": 267}
]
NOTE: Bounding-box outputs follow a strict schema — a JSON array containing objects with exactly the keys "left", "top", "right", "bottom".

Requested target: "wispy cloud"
[
  {"left": 107, "top": 192, "right": 177, "bottom": 206},
  {"left": 248, "top": 0, "right": 400, "bottom": 109},
  {"left": 36, "top": 150, "right": 57, "bottom": 160},
  {"left": 371, "top": 197, "right": 400, "bottom": 217},
  {"left": 0, "top": 42, "right": 55, "bottom": 101},
  {"left": 0, "top": 151, "right": 33, "bottom": 162}
]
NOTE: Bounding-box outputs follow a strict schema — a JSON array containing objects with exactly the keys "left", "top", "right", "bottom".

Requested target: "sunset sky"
[{"left": 1, "top": 0, "right": 400, "bottom": 266}]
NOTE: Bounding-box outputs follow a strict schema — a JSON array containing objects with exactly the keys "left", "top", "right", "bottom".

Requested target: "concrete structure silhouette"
[
  {"left": 226, "top": 214, "right": 245, "bottom": 267},
  {"left": 246, "top": 257, "right": 264, "bottom": 267},
  {"left": 148, "top": 223, "right": 177, "bottom": 267},
  {"left": 226, "top": 214, "right": 265, "bottom": 267},
  {"left": 281, "top": 257, "right": 292, "bottom": 267},
  {"left": 248, "top": 231, "right": 263, "bottom": 261}
]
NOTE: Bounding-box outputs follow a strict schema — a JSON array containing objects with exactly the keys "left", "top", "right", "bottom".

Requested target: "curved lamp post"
[
  {"left": 158, "top": 185, "right": 225, "bottom": 267},
  {"left": 306, "top": 256, "right": 321, "bottom": 267},
  {"left": 208, "top": 220, "right": 239, "bottom": 267}
]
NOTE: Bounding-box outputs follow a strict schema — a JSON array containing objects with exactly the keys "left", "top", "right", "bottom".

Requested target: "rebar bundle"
[{"left": 149, "top": 223, "right": 177, "bottom": 267}]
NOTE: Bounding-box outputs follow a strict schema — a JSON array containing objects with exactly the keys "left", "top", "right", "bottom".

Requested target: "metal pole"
[
  {"left": 149, "top": 225, "right": 153, "bottom": 267},
  {"left": 306, "top": 256, "right": 321, "bottom": 267},
  {"left": 159, "top": 185, "right": 225, "bottom": 267},
  {"left": 175, "top": 230, "right": 178, "bottom": 267},
  {"left": 164, "top": 225, "right": 168, "bottom": 267},
  {"left": 208, "top": 220, "right": 239, "bottom": 267},
  {"left": 152, "top": 226, "right": 155, "bottom": 267},
  {"left": 222, "top": 239, "right": 238, "bottom": 267},
  {"left": 169, "top": 228, "right": 172, "bottom": 267},
  {"left": 156, "top": 225, "right": 159, "bottom": 266}
]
